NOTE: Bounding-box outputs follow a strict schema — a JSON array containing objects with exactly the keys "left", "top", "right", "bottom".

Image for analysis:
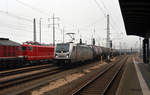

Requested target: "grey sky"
[{"left": 0, "top": 0, "right": 140, "bottom": 49}]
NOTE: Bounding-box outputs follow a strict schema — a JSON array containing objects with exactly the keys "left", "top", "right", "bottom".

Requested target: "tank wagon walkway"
[{"left": 116, "top": 56, "right": 150, "bottom": 95}]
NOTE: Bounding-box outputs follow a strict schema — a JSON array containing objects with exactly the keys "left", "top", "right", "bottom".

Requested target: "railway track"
[
  {"left": 0, "top": 63, "right": 55, "bottom": 77},
  {"left": 0, "top": 61, "right": 54, "bottom": 71},
  {"left": 70, "top": 56, "right": 128, "bottom": 95},
  {"left": 0, "top": 58, "right": 105, "bottom": 92},
  {"left": 0, "top": 64, "right": 63, "bottom": 89}
]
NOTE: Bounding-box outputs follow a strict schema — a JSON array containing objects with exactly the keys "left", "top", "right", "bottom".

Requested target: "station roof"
[{"left": 119, "top": 0, "right": 150, "bottom": 37}]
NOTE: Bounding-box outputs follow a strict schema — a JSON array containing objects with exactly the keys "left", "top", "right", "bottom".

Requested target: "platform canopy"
[{"left": 119, "top": 0, "right": 150, "bottom": 37}]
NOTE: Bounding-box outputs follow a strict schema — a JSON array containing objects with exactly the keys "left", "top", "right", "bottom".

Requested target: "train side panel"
[
  {"left": 0, "top": 38, "right": 23, "bottom": 67},
  {"left": 21, "top": 44, "right": 54, "bottom": 61},
  {"left": 70, "top": 45, "right": 93, "bottom": 63}
]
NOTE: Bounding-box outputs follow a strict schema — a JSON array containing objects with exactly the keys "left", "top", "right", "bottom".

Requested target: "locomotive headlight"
[{"left": 66, "top": 54, "right": 69, "bottom": 58}]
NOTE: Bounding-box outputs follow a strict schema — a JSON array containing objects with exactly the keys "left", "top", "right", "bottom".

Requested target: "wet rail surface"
[{"left": 70, "top": 56, "right": 128, "bottom": 95}]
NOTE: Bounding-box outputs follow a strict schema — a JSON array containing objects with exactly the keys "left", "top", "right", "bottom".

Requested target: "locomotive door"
[
  {"left": 3, "top": 46, "right": 6, "bottom": 57},
  {"left": 35, "top": 47, "right": 38, "bottom": 59},
  {"left": 33, "top": 47, "right": 36, "bottom": 60},
  {"left": 33, "top": 47, "right": 38, "bottom": 60},
  {"left": 28, "top": 46, "right": 33, "bottom": 55},
  {"left": 27, "top": 46, "right": 33, "bottom": 60}
]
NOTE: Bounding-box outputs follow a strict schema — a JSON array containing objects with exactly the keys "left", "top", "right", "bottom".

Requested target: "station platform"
[{"left": 116, "top": 56, "right": 150, "bottom": 95}]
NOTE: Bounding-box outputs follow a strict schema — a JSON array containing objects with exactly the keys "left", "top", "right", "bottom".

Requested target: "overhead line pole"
[
  {"left": 98, "top": 0, "right": 121, "bottom": 34},
  {"left": 94, "top": 0, "right": 122, "bottom": 47},
  {"left": 106, "top": 14, "right": 110, "bottom": 48},
  {"left": 39, "top": 18, "right": 42, "bottom": 43},
  {"left": 53, "top": 14, "right": 55, "bottom": 46},
  {"left": 62, "top": 27, "right": 65, "bottom": 43},
  {"left": 49, "top": 14, "right": 59, "bottom": 46},
  {"left": 33, "top": 18, "right": 36, "bottom": 42}
]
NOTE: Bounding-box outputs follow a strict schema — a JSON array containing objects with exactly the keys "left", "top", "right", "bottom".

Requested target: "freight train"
[
  {"left": 55, "top": 43, "right": 93, "bottom": 64},
  {"left": 54, "top": 42, "right": 120, "bottom": 65},
  {"left": 0, "top": 38, "right": 54, "bottom": 68},
  {"left": 0, "top": 38, "right": 122, "bottom": 68}
]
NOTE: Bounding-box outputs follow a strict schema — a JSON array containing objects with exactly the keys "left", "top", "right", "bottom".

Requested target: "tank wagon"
[{"left": 92, "top": 45, "right": 102, "bottom": 60}]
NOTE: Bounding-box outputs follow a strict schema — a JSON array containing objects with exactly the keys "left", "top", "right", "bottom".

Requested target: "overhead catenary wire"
[
  {"left": 0, "top": 10, "right": 57, "bottom": 42},
  {"left": 99, "top": 0, "right": 123, "bottom": 31},
  {"left": 0, "top": 10, "right": 34, "bottom": 33},
  {"left": 94, "top": 0, "right": 107, "bottom": 17},
  {"left": 110, "top": 16, "right": 124, "bottom": 34},
  {"left": 15, "top": 0, "right": 67, "bottom": 40},
  {"left": 0, "top": 0, "right": 123, "bottom": 45},
  {"left": 95, "top": 0, "right": 120, "bottom": 31},
  {"left": 0, "top": 20, "right": 33, "bottom": 31},
  {"left": 95, "top": 0, "right": 122, "bottom": 34},
  {"left": 93, "top": 0, "right": 124, "bottom": 47},
  {"left": 99, "top": 0, "right": 108, "bottom": 12},
  {"left": 59, "top": 17, "right": 104, "bottom": 37},
  {"left": 0, "top": 24, "right": 33, "bottom": 33},
  {"left": 0, "top": 28, "right": 33, "bottom": 39},
  {"left": 16, "top": 0, "right": 50, "bottom": 17},
  {"left": 0, "top": 10, "right": 32, "bottom": 22}
]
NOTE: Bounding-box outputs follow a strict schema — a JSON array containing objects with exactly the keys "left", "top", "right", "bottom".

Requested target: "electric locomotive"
[
  {"left": 55, "top": 42, "right": 120, "bottom": 65},
  {"left": 21, "top": 42, "right": 54, "bottom": 63},
  {"left": 0, "top": 38, "right": 55, "bottom": 68},
  {"left": 0, "top": 38, "right": 23, "bottom": 67},
  {"left": 55, "top": 42, "right": 93, "bottom": 64}
]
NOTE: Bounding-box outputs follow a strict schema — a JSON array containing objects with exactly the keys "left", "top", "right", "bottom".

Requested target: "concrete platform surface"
[
  {"left": 138, "top": 61, "right": 150, "bottom": 90},
  {"left": 116, "top": 56, "right": 143, "bottom": 95},
  {"left": 134, "top": 57, "right": 150, "bottom": 95}
]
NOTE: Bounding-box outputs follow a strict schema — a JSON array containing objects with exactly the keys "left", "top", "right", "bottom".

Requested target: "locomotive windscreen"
[
  {"left": 56, "top": 43, "right": 70, "bottom": 53},
  {"left": 22, "top": 46, "right": 27, "bottom": 50}
]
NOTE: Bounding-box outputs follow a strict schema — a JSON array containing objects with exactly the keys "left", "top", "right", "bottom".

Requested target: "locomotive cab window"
[
  {"left": 21, "top": 46, "right": 27, "bottom": 50},
  {"left": 29, "top": 46, "right": 32, "bottom": 51},
  {"left": 56, "top": 43, "right": 70, "bottom": 53}
]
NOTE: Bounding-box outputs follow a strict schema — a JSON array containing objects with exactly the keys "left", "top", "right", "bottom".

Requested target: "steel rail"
[
  {"left": 0, "top": 65, "right": 63, "bottom": 89},
  {"left": 0, "top": 64, "right": 54, "bottom": 77},
  {"left": 71, "top": 56, "right": 128, "bottom": 95}
]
